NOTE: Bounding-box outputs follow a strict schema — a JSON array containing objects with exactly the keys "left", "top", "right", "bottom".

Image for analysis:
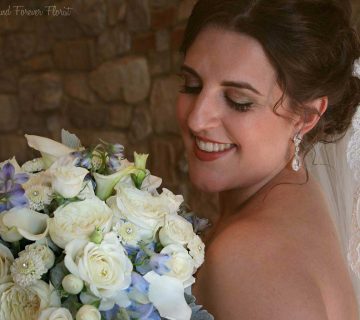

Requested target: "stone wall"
[{"left": 0, "top": 0, "right": 359, "bottom": 221}]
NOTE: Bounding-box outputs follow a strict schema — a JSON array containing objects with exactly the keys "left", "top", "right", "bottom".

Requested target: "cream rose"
[
  {"left": 38, "top": 307, "right": 73, "bottom": 320},
  {"left": 161, "top": 244, "right": 195, "bottom": 287},
  {"left": 159, "top": 214, "right": 194, "bottom": 247},
  {"left": 64, "top": 232, "right": 132, "bottom": 310},
  {"left": 0, "top": 280, "right": 60, "bottom": 320},
  {"left": 76, "top": 305, "right": 101, "bottom": 320},
  {"left": 48, "top": 198, "right": 113, "bottom": 248},
  {"left": 0, "top": 243, "right": 13, "bottom": 284},
  {"left": 50, "top": 165, "right": 88, "bottom": 198},
  {"left": 111, "top": 184, "right": 183, "bottom": 238}
]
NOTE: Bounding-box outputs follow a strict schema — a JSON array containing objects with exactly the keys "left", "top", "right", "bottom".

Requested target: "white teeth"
[{"left": 195, "top": 137, "right": 234, "bottom": 152}]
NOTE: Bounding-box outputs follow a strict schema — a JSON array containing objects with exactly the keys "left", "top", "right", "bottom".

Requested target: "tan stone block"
[
  {"left": 19, "top": 73, "right": 63, "bottom": 112},
  {"left": 129, "top": 104, "right": 152, "bottom": 142},
  {"left": 120, "top": 57, "right": 150, "bottom": 104},
  {"left": 126, "top": 0, "right": 151, "bottom": 32},
  {"left": 3, "top": 33, "right": 36, "bottom": 63},
  {"left": 89, "top": 57, "right": 150, "bottom": 104},
  {"left": 53, "top": 39, "right": 96, "bottom": 70},
  {"left": 109, "top": 104, "right": 133, "bottom": 129},
  {"left": 73, "top": 0, "right": 107, "bottom": 36},
  {"left": 0, "top": 94, "right": 19, "bottom": 132},
  {"left": 89, "top": 60, "right": 124, "bottom": 102},
  {"left": 97, "top": 26, "right": 131, "bottom": 61},
  {"left": 66, "top": 99, "right": 108, "bottom": 129},
  {"left": 106, "top": 0, "right": 126, "bottom": 25},
  {"left": 0, "top": 66, "right": 19, "bottom": 93},
  {"left": 21, "top": 54, "right": 54, "bottom": 72},
  {"left": 150, "top": 75, "right": 180, "bottom": 134},
  {"left": 64, "top": 73, "right": 96, "bottom": 104}
]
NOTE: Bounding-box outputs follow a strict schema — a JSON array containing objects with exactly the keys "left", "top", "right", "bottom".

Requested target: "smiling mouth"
[{"left": 195, "top": 136, "right": 236, "bottom": 153}]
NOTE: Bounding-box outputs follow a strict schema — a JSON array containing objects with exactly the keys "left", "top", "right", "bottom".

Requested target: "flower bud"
[
  {"left": 76, "top": 305, "right": 101, "bottom": 320},
  {"left": 89, "top": 227, "right": 103, "bottom": 244},
  {"left": 62, "top": 274, "right": 84, "bottom": 295}
]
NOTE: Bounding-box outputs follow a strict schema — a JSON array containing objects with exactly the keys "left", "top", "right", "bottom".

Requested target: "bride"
[{"left": 176, "top": 0, "right": 360, "bottom": 318}]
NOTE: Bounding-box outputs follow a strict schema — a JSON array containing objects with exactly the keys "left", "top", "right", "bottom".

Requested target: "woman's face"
[{"left": 177, "top": 27, "right": 298, "bottom": 193}]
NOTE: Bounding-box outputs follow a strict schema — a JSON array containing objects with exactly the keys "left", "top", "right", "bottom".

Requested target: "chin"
[{"left": 188, "top": 167, "right": 227, "bottom": 193}]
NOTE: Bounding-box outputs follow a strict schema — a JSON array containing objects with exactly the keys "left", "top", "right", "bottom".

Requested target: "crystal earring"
[{"left": 292, "top": 133, "right": 302, "bottom": 172}]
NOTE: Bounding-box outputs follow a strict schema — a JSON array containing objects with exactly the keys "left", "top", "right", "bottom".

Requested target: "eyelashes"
[{"left": 179, "top": 85, "right": 253, "bottom": 112}]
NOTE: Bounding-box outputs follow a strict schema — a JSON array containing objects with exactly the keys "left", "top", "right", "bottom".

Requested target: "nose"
[{"left": 187, "top": 90, "right": 221, "bottom": 134}]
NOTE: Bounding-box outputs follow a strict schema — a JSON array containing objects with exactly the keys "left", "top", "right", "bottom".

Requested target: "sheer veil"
[{"left": 305, "top": 117, "right": 360, "bottom": 306}]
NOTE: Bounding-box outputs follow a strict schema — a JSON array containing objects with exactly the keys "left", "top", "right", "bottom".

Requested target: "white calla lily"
[
  {"left": 0, "top": 207, "right": 49, "bottom": 242},
  {"left": 144, "top": 271, "right": 191, "bottom": 320},
  {"left": 25, "top": 134, "right": 75, "bottom": 168},
  {"left": 94, "top": 164, "right": 137, "bottom": 200}
]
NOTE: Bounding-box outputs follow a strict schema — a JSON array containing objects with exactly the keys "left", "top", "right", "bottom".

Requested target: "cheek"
[{"left": 176, "top": 95, "right": 191, "bottom": 130}]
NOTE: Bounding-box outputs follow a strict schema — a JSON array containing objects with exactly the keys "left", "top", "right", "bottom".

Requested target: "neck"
[{"left": 218, "top": 165, "right": 307, "bottom": 219}]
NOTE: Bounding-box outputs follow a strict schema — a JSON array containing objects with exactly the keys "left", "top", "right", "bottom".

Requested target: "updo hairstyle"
[{"left": 180, "top": 0, "right": 360, "bottom": 150}]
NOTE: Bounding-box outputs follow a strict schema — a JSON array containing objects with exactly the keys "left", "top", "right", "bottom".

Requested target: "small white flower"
[
  {"left": 21, "top": 158, "right": 46, "bottom": 173},
  {"left": 187, "top": 235, "right": 205, "bottom": 268},
  {"left": 22, "top": 243, "right": 55, "bottom": 270},
  {"left": 62, "top": 274, "right": 84, "bottom": 295},
  {"left": 353, "top": 58, "right": 360, "bottom": 79},
  {"left": 25, "top": 184, "right": 52, "bottom": 211},
  {"left": 76, "top": 305, "right": 101, "bottom": 320},
  {"left": 113, "top": 221, "right": 138, "bottom": 244},
  {"left": 10, "top": 250, "right": 47, "bottom": 287}
]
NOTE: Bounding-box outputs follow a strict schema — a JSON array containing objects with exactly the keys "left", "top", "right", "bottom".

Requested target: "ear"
[{"left": 295, "top": 96, "right": 328, "bottom": 136}]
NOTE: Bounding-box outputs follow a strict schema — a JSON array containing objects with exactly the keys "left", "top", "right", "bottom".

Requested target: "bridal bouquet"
[{"left": 0, "top": 130, "right": 213, "bottom": 320}]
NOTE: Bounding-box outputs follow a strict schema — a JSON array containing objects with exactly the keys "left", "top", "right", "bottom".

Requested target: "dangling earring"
[{"left": 292, "top": 133, "right": 302, "bottom": 172}]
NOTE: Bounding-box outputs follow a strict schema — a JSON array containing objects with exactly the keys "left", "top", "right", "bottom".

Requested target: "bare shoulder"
[
  {"left": 194, "top": 178, "right": 357, "bottom": 319},
  {"left": 195, "top": 218, "right": 329, "bottom": 319}
]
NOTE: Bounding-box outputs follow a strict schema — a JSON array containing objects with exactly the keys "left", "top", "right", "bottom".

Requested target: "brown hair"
[{"left": 180, "top": 0, "right": 360, "bottom": 149}]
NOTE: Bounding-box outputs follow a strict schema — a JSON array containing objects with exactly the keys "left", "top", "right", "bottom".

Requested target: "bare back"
[{"left": 193, "top": 174, "right": 359, "bottom": 319}]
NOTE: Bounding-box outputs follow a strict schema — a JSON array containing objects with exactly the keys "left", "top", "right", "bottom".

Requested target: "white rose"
[
  {"left": 76, "top": 305, "right": 101, "bottom": 320},
  {"left": 64, "top": 232, "right": 132, "bottom": 310},
  {"left": 0, "top": 280, "right": 60, "bottom": 320},
  {"left": 111, "top": 185, "right": 182, "bottom": 238},
  {"left": 39, "top": 307, "right": 73, "bottom": 320},
  {"left": 48, "top": 198, "right": 113, "bottom": 248},
  {"left": 0, "top": 243, "right": 13, "bottom": 284},
  {"left": 62, "top": 274, "right": 84, "bottom": 295},
  {"left": 187, "top": 235, "right": 205, "bottom": 268},
  {"left": 159, "top": 214, "right": 194, "bottom": 247},
  {"left": 161, "top": 244, "right": 195, "bottom": 287},
  {"left": 0, "top": 207, "right": 49, "bottom": 242},
  {"left": 50, "top": 165, "right": 88, "bottom": 198}
]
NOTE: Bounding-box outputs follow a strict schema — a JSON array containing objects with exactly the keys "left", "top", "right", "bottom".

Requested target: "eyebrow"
[{"left": 180, "top": 64, "right": 262, "bottom": 96}]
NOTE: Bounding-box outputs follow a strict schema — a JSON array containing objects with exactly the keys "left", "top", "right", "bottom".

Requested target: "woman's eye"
[
  {"left": 179, "top": 85, "right": 202, "bottom": 95},
  {"left": 224, "top": 95, "right": 253, "bottom": 112}
]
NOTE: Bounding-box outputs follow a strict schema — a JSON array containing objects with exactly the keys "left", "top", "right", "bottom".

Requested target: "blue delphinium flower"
[
  {"left": 127, "top": 301, "right": 161, "bottom": 320},
  {"left": 0, "top": 163, "right": 28, "bottom": 213},
  {"left": 149, "top": 254, "right": 170, "bottom": 275}
]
